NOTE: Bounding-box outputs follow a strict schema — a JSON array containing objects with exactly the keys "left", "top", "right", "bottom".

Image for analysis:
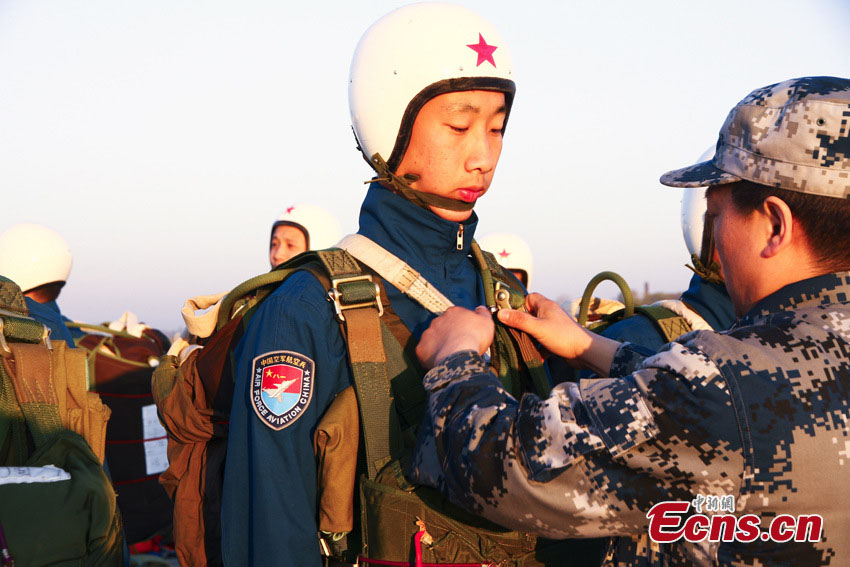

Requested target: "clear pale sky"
[{"left": 1, "top": 0, "right": 848, "bottom": 332}]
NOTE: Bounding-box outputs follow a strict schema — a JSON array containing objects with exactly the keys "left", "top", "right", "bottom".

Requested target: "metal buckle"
[
  {"left": 493, "top": 281, "right": 513, "bottom": 311},
  {"left": 42, "top": 326, "right": 53, "bottom": 351},
  {"left": 327, "top": 275, "right": 383, "bottom": 323}
]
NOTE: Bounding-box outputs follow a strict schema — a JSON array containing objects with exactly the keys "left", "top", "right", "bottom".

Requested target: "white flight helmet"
[
  {"left": 349, "top": 3, "right": 515, "bottom": 209},
  {"left": 680, "top": 146, "right": 716, "bottom": 261},
  {"left": 0, "top": 223, "right": 73, "bottom": 293},
  {"left": 271, "top": 203, "right": 343, "bottom": 251},
  {"left": 477, "top": 232, "right": 534, "bottom": 288}
]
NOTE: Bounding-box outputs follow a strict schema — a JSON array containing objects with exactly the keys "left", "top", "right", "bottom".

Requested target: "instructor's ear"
[{"left": 761, "top": 196, "right": 794, "bottom": 258}]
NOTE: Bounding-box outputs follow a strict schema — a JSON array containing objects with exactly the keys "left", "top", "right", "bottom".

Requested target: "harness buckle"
[
  {"left": 328, "top": 275, "right": 383, "bottom": 323},
  {"left": 493, "top": 281, "right": 513, "bottom": 311}
]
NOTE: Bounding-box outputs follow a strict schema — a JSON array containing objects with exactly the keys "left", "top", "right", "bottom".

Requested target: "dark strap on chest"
[{"left": 472, "top": 242, "right": 551, "bottom": 397}]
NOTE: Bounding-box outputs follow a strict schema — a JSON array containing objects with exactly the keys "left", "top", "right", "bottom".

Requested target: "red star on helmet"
[
  {"left": 498, "top": 249, "right": 511, "bottom": 259},
  {"left": 467, "top": 33, "right": 497, "bottom": 68},
  {"left": 286, "top": 206, "right": 295, "bottom": 214}
]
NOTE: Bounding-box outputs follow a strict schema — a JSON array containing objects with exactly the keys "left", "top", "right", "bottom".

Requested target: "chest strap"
[
  {"left": 310, "top": 249, "right": 399, "bottom": 480},
  {"left": 336, "top": 234, "right": 453, "bottom": 314}
]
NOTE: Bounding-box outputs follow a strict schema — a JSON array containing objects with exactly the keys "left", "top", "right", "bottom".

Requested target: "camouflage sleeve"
[
  {"left": 608, "top": 342, "right": 651, "bottom": 376},
  {"left": 411, "top": 339, "right": 742, "bottom": 540}
]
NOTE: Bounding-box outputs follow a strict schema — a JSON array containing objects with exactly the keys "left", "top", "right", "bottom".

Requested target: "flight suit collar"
[
  {"left": 357, "top": 182, "right": 479, "bottom": 269},
  {"left": 739, "top": 271, "right": 850, "bottom": 327}
]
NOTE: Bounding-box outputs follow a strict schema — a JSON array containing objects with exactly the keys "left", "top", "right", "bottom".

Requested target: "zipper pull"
[{"left": 456, "top": 224, "right": 464, "bottom": 250}]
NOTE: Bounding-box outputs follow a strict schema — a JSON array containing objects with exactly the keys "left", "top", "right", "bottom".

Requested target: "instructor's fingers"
[{"left": 497, "top": 307, "right": 537, "bottom": 333}]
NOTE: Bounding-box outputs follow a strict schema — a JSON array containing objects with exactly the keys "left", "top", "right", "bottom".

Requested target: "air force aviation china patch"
[{"left": 251, "top": 351, "right": 314, "bottom": 430}]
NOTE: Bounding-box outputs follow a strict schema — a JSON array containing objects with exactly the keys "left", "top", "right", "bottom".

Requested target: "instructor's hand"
[
  {"left": 497, "top": 293, "right": 620, "bottom": 374},
  {"left": 417, "top": 306, "right": 494, "bottom": 370}
]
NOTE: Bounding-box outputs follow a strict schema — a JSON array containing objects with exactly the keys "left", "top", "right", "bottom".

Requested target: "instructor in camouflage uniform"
[{"left": 410, "top": 76, "right": 850, "bottom": 565}]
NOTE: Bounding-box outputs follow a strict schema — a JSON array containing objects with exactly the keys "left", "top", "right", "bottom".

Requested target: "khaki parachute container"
[{"left": 0, "top": 275, "right": 123, "bottom": 566}]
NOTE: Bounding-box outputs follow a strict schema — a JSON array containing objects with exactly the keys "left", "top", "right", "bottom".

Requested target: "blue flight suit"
[
  {"left": 599, "top": 273, "right": 735, "bottom": 352},
  {"left": 221, "top": 183, "right": 487, "bottom": 567},
  {"left": 23, "top": 298, "right": 76, "bottom": 348}
]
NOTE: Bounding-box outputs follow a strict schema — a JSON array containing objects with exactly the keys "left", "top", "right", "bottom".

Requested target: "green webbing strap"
[
  {"left": 0, "top": 276, "right": 29, "bottom": 316},
  {"left": 314, "top": 249, "right": 398, "bottom": 481},
  {"left": 368, "top": 153, "right": 475, "bottom": 213},
  {"left": 1, "top": 312, "right": 47, "bottom": 347},
  {"left": 470, "top": 243, "right": 551, "bottom": 397},
  {"left": 577, "top": 271, "right": 635, "bottom": 327},
  {"left": 633, "top": 306, "right": 693, "bottom": 343}
]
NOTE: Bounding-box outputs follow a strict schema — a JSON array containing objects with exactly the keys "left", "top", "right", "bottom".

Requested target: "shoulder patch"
[{"left": 250, "top": 350, "right": 315, "bottom": 430}]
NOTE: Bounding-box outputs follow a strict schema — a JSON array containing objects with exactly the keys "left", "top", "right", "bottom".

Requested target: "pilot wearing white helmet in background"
[
  {"left": 477, "top": 231, "right": 534, "bottom": 288},
  {"left": 269, "top": 203, "right": 343, "bottom": 267},
  {"left": 0, "top": 223, "right": 77, "bottom": 347}
]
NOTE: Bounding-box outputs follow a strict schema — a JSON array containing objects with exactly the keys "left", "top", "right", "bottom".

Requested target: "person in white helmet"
[
  {"left": 269, "top": 203, "right": 343, "bottom": 267},
  {"left": 221, "top": 5, "right": 588, "bottom": 567},
  {"left": 0, "top": 223, "right": 77, "bottom": 347},
  {"left": 478, "top": 232, "right": 534, "bottom": 288}
]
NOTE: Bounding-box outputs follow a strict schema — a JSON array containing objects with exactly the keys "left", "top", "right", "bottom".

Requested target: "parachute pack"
[
  {"left": 0, "top": 276, "right": 124, "bottom": 566},
  {"left": 153, "top": 242, "right": 603, "bottom": 567},
  {"left": 67, "top": 318, "right": 174, "bottom": 547}
]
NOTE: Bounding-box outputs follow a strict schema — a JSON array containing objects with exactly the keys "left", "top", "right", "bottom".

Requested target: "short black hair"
[
  {"left": 720, "top": 180, "right": 850, "bottom": 272},
  {"left": 24, "top": 281, "right": 66, "bottom": 303}
]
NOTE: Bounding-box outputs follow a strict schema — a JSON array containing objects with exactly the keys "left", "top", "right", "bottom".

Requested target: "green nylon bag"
[{"left": 0, "top": 432, "right": 124, "bottom": 567}]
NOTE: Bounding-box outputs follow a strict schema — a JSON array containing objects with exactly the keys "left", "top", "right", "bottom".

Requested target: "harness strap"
[
  {"left": 337, "top": 234, "right": 454, "bottom": 315},
  {"left": 471, "top": 243, "right": 551, "bottom": 397},
  {"left": 313, "top": 249, "right": 399, "bottom": 480}
]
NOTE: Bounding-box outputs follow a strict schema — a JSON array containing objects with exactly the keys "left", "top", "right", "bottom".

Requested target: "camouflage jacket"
[{"left": 410, "top": 272, "right": 850, "bottom": 566}]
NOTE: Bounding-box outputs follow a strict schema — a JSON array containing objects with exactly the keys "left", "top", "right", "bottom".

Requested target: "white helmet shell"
[
  {"left": 272, "top": 203, "right": 343, "bottom": 251},
  {"left": 680, "top": 146, "right": 716, "bottom": 259},
  {"left": 478, "top": 232, "right": 534, "bottom": 287},
  {"left": 349, "top": 2, "right": 515, "bottom": 172},
  {"left": 0, "top": 223, "right": 73, "bottom": 293}
]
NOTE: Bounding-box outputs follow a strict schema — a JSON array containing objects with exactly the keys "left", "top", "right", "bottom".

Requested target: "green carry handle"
[{"left": 576, "top": 271, "right": 634, "bottom": 328}]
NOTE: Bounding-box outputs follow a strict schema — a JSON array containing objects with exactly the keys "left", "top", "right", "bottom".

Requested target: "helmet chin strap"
[
  {"left": 367, "top": 153, "right": 475, "bottom": 212},
  {"left": 686, "top": 213, "right": 724, "bottom": 285}
]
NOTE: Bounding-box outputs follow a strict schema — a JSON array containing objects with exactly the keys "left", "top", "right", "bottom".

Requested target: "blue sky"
[{"left": 1, "top": 0, "right": 848, "bottom": 332}]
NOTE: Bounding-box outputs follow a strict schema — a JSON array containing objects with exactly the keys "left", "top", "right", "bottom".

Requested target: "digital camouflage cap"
[{"left": 661, "top": 76, "right": 850, "bottom": 198}]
